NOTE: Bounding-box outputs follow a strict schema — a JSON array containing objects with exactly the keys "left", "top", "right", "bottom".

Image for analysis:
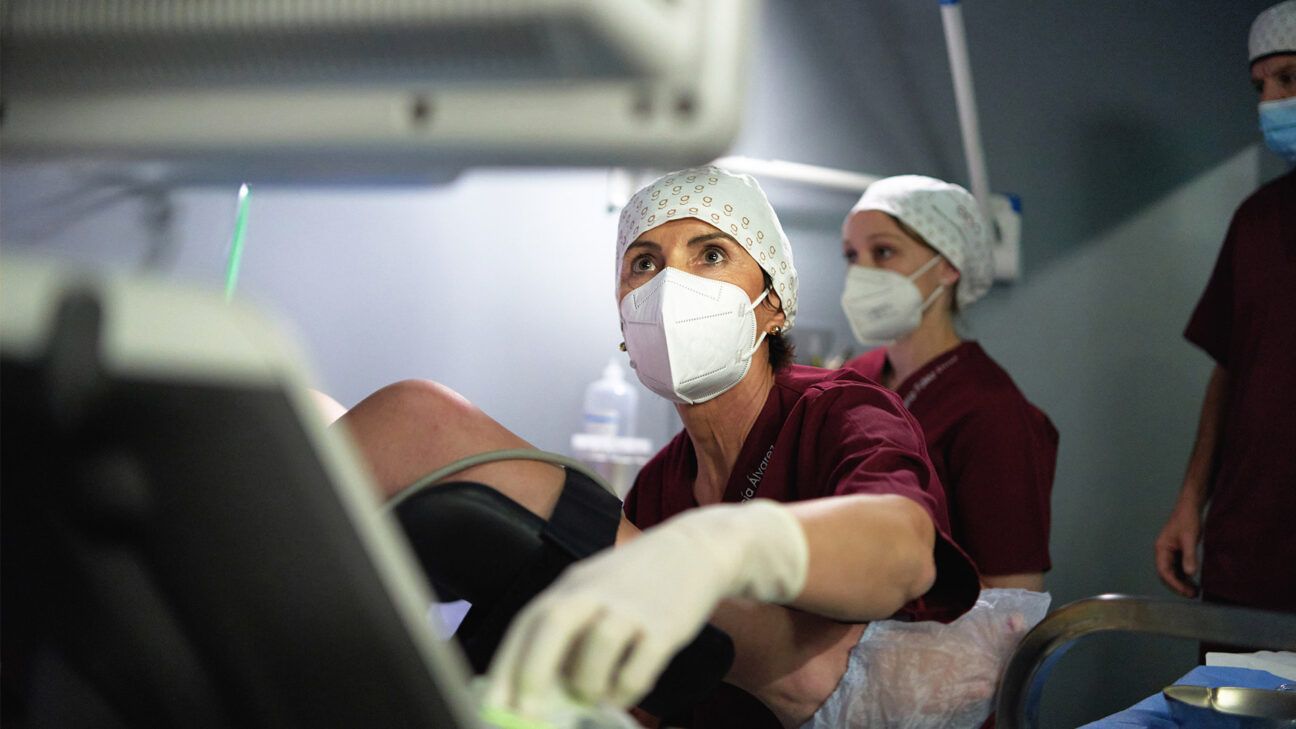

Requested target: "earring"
[
  {"left": 770, "top": 326, "right": 783, "bottom": 336},
  {"left": 618, "top": 341, "right": 627, "bottom": 351}
]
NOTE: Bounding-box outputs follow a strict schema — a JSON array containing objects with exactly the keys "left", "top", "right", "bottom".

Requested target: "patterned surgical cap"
[
  {"left": 616, "top": 166, "right": 799, "bottom": 329},
  {"left": 850, "top": 175, "right": 993, "bottom": 308}
]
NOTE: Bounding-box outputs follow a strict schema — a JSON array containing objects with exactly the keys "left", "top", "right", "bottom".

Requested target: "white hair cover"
[
  {"left": 850, "top": 175, "right": 994, "bottom": 308},
  {"left": 1251, "top": 1, "right": 1296, "bottom": 63},
  {"left": 616, "top": 166, "right": 799, "bottom": 329}
]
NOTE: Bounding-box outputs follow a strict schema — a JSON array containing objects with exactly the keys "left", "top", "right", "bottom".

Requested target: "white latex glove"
[{"left": 483, "top": 499, "right": 809, "bottom": 718}]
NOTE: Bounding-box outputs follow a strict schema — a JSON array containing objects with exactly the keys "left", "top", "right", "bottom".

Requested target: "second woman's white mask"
[
  {"left": 620, "top": 267, "right": 770, "bottom": 405},
  {"left": 841, "top": 254, "right": 945, "bottom": 346}
]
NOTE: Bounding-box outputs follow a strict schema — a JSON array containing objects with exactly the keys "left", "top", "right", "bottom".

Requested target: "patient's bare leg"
[{"left": 337, "top": 378, "right": 638, "bottom": 542}]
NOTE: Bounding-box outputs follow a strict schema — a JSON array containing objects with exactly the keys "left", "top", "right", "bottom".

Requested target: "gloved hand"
[{"left": 483, "top": 499, "right": 809, "bottom": 718}]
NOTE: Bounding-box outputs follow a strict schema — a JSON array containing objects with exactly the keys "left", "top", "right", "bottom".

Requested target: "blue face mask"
[{"left": 1259, "top": 95, "right": 1296, "bottom": 164}]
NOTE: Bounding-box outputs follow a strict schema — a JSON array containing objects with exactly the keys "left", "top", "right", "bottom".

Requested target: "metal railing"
[{"left": 996, "top": 594, "right": 1296, "bottom": 729}]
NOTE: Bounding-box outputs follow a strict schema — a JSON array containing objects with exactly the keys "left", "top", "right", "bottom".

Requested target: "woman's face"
[
  {"left": 619, "top": 217, "right": 784, "bottom": 331},
  {"left": 842, "top": 210, "right": 958, "bottom": 293}
]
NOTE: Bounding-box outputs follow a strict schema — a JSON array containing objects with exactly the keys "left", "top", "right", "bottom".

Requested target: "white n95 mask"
[
  {"left": 620, "top": 267, "right": 770, "bottom": 405},
  {"left": 841, "top": 255, "right": 944, "bottom": 346}
]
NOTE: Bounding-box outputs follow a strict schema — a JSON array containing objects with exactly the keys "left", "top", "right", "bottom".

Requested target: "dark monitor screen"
[{"left": 1, "top": 260, "right": 479, "bottom": 729}]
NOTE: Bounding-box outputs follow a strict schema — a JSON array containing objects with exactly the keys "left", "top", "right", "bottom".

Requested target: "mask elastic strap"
[
  {"left": 920, "top": 284, "right": 946, "bottom": 312},
  {"left": 907, "top": 254, "right": 944, "bottom": 282},
  {"left": 744, "top": 288, "right": 774, "bottom": 359},
  {"left": 910, "top": 255, "right": 947, "bottom": 313}
]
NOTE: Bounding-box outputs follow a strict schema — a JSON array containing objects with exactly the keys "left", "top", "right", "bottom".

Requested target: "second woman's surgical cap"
[
  {"left": 850, "top": 175, "right": 993, "bottom": 308},
  {"left": 616, "top": 166, "right": 799, "bottom": 329},
  {"left": 1250, "top": 1, "right": 1296, "bottom": 64}
]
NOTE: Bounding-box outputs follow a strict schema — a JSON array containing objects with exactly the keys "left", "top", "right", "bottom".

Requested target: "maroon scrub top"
[
  {"left": 1184, "top": 169, "right": 1296, "bottom": 614},
  {"left": 624, "top": 364, "right": 981, "bottom": 728},
  {"left": 845, "top": 342, "right": 1057, "bottom": 577}
]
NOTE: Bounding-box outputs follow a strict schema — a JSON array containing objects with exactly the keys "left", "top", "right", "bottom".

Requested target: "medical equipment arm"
[{"left": 1155, "top": 364, "right": 1228, "bottom": 597}]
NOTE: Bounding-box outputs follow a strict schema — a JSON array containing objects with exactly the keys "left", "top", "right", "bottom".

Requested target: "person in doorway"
[
  {"left": 1153, "top": 0, "right": 1296, "bottom": 625},
  {"left": 840, "top": 175, "right": 1057, "bottom": 591}
]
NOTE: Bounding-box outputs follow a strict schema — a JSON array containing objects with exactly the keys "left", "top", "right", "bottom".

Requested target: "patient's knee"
[
  {"left": 370, "top": 378, "right": 472, "bottom": 413},
  {"left": 354, "top": 379, "right": 486, "bottom": 434},
  {"left": 337, "top": 379, "right": 499, "bottom": 493}
]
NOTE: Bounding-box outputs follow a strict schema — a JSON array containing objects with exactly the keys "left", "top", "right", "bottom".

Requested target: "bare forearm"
[
  {"left": 711, "top": 599, "right": 864, "bottom": 727},
  {"left": 711, "top": 495, "right": 941, "bottom": 726},
  {"left": 787, "top": 494, "right": 936, "bottom": 622}
]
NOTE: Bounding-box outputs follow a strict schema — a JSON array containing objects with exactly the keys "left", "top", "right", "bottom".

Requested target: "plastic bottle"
[
  {"left": 573, "top": 358, "right": 650, "bottom": 497},
  {"left": 581, "top": 357, "right": 638, "bottom": 437}
]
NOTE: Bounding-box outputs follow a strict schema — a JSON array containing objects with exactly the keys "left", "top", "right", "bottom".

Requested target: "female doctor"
[
  {"left": 839, "top": 176, "right": 1057, "bottom": 590},
  {"left": 481, "top": 167, "right": 982, "bottom": 725}
]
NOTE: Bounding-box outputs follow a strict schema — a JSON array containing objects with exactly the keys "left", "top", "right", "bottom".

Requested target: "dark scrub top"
[
  {"left": 624, "top": 364, "right": 980, "bottom": 729},
  {"left": 845, "top": 341, "right": 1057, "bottom": 576},
  {"left": 1184, "top": 169, "right": 1296, "bottom": 614}
]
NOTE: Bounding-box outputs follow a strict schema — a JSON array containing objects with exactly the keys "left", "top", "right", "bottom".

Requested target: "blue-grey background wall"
[{"left": 1, "top": 1, "right": 1285, "bottom": 724}]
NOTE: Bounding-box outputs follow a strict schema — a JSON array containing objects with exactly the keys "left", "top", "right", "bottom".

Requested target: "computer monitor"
[
  {"left": 1, "top": 0, "right": 756, "bottom": 180},
  {"left": 0, "top": 254, "right": 480, "bottom": 728}
]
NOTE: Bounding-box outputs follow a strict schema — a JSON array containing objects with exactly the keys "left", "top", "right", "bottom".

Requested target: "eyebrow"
[
  {"left": 1253, "top": 60, "right": 1296, "bottom": 82},
  {"left": 628, "top": 231, "right": 736, "bottom": 252},
  {"left": 859, "top": 232, "right": 905, "bottom": 245},
  {"left": 687, "top": 231, "right": 735, "bottom": 246},
  {"left": 624, "top": 240, "right": 660, "bottom": 255}
]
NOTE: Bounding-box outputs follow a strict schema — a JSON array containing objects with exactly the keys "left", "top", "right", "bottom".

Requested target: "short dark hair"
[{"left": 760, "top": 271, "right": 796, "bottom": 370}]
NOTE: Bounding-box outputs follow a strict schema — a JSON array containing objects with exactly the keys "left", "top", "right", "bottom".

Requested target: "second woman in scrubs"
[{"left": 839, "top": 175, "right": 1057, "bottom": 590}]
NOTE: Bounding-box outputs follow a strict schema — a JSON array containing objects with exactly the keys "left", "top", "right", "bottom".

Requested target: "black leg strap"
[{"left": 540, "top": 468, "right": 621, "bottom": 560}]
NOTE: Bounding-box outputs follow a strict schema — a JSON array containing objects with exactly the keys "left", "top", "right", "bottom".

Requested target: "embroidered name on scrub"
[
  {"left": 742, "top": 444, "right": 777, "bottom": 500},
  {"left": 903, "top": 355, "right": 959, "bottom": 408}
]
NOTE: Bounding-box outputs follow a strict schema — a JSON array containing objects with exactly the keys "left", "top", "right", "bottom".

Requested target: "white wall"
[{"left": 1, "top": 168, "right": 689, "bottom": 450}]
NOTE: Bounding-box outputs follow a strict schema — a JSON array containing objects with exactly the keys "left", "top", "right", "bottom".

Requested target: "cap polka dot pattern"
[
  {"left": 616, "top": 165, "right": 799, "bottom": 329},
  {"left": 1250, "top": 1, "right": 1296, "bottom": 63},
  {"left": 850, "top": 175, "right": 994, "bottom": 308}
]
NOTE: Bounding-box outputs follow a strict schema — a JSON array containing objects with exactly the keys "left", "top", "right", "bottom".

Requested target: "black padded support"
[
  {"left": 394, "top": 467, "right": 621, "bottom": 607},
  {"left": 453, "top": 542, "right": 573, "bottom": 672},
  {"left": 396, "top": 481, "right": 546, "bottom": 605},
  {"left": 396, "top": 468, "right": 624, "bottom": 670},
  {"left": 393, "top": 470, "right": 734, "bottom": 720}
]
